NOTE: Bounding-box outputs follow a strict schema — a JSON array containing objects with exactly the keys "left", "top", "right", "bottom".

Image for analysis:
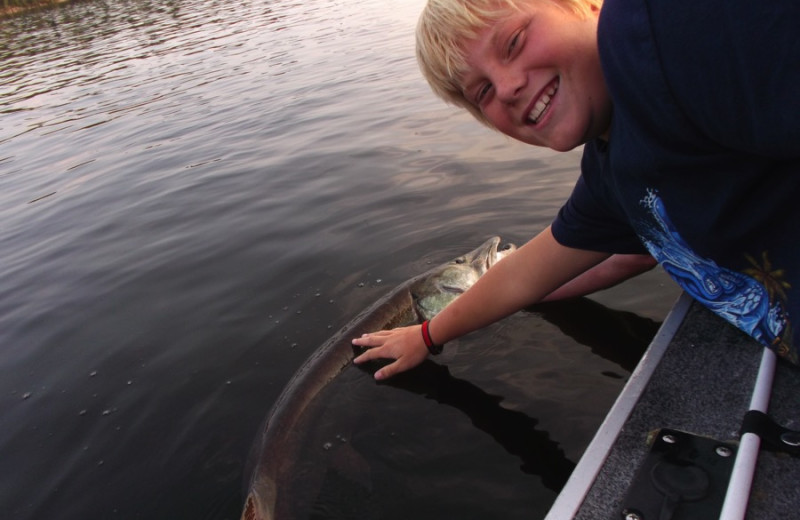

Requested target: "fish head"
[{"left": 412, "top": 236, "right": 516, "bottom": 321}]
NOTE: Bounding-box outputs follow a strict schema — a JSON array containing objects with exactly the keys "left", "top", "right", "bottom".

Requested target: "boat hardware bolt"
[
  {"left": 780, "top": 431, "right": 800, "bottom": 447},
  {"left": 715, "top": 445, "right": 733, "bottom": 457},
  {"left": 662, "top": 434, "right": 677, "bottom": 444},
  {"left": 624, "top": 512, "right": 642, "bottom": 520}
]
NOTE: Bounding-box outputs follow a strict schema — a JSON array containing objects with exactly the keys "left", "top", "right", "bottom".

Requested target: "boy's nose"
[{"left": 495, "top": 69, "right": 526, "bottom": 104}]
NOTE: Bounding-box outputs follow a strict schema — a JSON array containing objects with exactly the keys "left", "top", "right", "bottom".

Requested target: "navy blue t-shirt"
[{"left": 551, "top": 0, "right": 800, "bottom": 364}]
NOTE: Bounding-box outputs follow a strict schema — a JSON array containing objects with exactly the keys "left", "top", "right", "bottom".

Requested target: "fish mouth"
[
  {"left": 440, "top": 285, "right": 466, "bottom": 294},
  {"left": 484, "top": 236, "right": 516, "bottom": 271}
]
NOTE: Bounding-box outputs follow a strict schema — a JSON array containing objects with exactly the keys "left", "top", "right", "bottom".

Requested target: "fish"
[{"left": 241, "top": 236, "right": 516, "bottom": 520}]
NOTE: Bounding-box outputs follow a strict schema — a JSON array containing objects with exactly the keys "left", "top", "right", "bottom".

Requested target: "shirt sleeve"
[{"left": 551, "top": 142, "right": 647, "bottom": 255}]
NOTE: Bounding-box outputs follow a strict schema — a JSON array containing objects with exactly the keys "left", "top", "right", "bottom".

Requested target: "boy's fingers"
[
  {"left": 352, "top": 334, "right": 387, "bottom": 364},
  {"left": 352, "top": 331, "right": 388, "bottom": 347},
  {"left": 353, "top": 346, "right": 382, "bottom": 364},
  {"left": 352, "top": 342, "right": 406, "bottom": 379},
  {"left": 374, "top": 364, "right": 395, "bottom": 381},
  {"left": 351, "top": 326, "right": 425, "bottom": 379},
  {"left": 375, "top": 357, "right": 413, "bottom": 380}
]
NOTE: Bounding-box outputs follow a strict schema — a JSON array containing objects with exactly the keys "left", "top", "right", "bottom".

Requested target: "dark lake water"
[{"left": 0, "top": 0, "right": 681, "bottom": 518}]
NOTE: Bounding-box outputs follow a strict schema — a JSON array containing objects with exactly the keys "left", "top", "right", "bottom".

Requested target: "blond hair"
[{"left": 416, "top": 0, "right": 602, "bottom": 125}]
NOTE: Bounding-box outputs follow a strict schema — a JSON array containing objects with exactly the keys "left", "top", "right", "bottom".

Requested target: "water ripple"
[{"left": 0, "top": 1, "right": 679, "bottom": 519}]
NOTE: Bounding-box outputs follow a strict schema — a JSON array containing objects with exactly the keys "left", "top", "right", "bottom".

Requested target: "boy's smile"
[
  {"left": 459, "top": 2, "right": 610, "bottom": 151},
  {"left": 527, "top": 77, "right": 559, "bottom": 124}
]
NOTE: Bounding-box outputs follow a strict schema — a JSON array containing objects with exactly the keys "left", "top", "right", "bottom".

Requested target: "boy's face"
[{"left": 459, "top": 1, "right": 610, "bottom": 151}]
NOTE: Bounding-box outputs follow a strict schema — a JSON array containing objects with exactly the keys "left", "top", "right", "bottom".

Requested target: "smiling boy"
[
  {"left": 457, "top": 0, "right": 608, "bottom": 151},
  {"left": 354, "top": 0, "right": 800, "bottom": 380}
]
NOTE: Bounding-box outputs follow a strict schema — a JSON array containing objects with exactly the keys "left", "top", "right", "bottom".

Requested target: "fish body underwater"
[{"left": 241, "top": 237, "right": 515, "bottom": 520}]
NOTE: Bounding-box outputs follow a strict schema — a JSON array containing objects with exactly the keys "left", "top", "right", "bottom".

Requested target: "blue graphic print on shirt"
[{"left": 639, "top": 189, "right": 788, "bottom": 348}]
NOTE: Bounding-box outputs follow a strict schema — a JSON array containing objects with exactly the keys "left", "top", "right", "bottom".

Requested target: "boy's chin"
[
  {"left": 546, "top": 136, "right": 584, "bottom": 152},
  {"left": 547, "top": 123, "right": 608, "bottom": 151},
  {"left": 519, "top": 134, "right": 585, "bottom": 152},
  {"left": 504, "top": 122, "right": 588, "bottom": 151}
]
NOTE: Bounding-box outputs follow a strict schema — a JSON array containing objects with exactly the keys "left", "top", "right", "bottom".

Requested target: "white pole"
[{"left": 718, "top": 347, "right": 777, "bottom": 519}]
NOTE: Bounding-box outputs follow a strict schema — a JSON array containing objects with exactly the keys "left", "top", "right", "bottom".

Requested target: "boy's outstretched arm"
[
  {"left": 352, "top": 226, "right": 611, "bottom": 380},
  {"left": 540, "top": 253, "right": 656, "bottom": 302}
]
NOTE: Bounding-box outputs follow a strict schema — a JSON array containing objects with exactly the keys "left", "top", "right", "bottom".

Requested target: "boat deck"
[{"left": 546, "top": 293, "right": 800, "bottom": 519}]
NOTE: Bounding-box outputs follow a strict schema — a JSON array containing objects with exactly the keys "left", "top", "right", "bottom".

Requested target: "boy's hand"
[{"left": 352, "top": 325, "right": 429, "bottom": 380}]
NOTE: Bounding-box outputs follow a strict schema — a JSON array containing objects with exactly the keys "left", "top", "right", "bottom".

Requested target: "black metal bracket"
[
  {"left": 618, "top": 415, "right": 800, "bottom": 519},
  {"left": 740, "top": 410, "right": 800, "bottom": 457},
  {"left": 618, "top": 429, "right": 738, "bottom": 520}
]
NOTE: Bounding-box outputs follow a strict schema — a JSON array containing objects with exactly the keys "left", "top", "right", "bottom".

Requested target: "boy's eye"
[
  {"left": 506, "top": 22, "right": 529, "bottom": 58},
  {"left": 475, "top": 82, "right": 492, "bottom": 104},
  {"left": 507, "top": 31, "right": 521, "bottom": 57}
]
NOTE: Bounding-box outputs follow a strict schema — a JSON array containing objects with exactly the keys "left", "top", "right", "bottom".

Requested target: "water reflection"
[
  {"left": 0, "top": 0, "right": 680, "bottom": 518},
  {"left": 528, "top": 298, "right": 661, "bottom": 373},
  {"left": 382, "top": 360, "right": 577, "bottom": 491}
]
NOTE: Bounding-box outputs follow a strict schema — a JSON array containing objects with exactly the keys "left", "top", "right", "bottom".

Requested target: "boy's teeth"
[{"left": 528, "top": 83, "right": 558, "bottom": 124}]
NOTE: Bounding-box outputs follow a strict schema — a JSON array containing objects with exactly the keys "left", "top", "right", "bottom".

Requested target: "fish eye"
[
  {"left": 501, "top": 244, "right": 513, "bottom": 251},
  {"left": 454, "top": 257, "right": 466, "bottom": 264}
]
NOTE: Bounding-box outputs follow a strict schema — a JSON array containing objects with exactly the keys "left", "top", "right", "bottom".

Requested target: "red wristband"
[{"left": 421, "top": 320, "right": 443, "bottom": 355}]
